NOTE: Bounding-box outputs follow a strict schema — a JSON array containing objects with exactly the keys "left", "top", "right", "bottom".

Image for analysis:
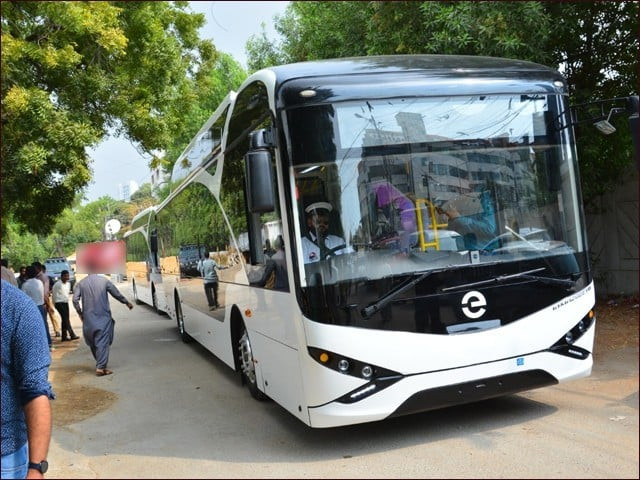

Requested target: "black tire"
[
  {"left": 175, "top": 296, "right": 192, "bottom": 343},
  {"left": 238, "top": 322, "right": 267, "bottom": 400}
]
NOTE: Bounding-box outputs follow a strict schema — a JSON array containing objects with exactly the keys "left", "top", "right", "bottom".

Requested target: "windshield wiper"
[
  {"left": 361, "top": 269, "right": 443, "bottom": 319},
  {"left": 441, "top": 267, "right": 575, "bottom": 293}
]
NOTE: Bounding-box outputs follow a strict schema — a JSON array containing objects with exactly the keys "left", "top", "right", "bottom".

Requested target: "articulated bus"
[{"left": 130, "top": 55, "right": 637, "bottom": 428}]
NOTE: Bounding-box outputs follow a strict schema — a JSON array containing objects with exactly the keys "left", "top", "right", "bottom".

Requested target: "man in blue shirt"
[
  {"left": 198, "top": 253, "right": 221, "bottom": 310},
  {"left": 1, "top": 280, "right": 55, "bottom": 478}
]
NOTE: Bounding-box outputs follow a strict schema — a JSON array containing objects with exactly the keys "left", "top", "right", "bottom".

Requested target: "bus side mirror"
[{"left": 245, "top": 129, "right": 276, "bottom": 213}]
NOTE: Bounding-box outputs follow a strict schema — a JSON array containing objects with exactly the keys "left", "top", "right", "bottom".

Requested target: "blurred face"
[
  {"left": 308, "top": 212, "right": 330, "bottom": 238},
  {"left": 20, "top": 267, "right": 26, "bottom": 276},
  {"left": 61, "top": 272, "right": 70, "bottom": 283}
]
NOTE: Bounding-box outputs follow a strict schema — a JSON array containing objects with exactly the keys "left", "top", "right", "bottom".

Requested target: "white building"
[{"left": 118, "top": 180, "right": 139, "bottom": 202}]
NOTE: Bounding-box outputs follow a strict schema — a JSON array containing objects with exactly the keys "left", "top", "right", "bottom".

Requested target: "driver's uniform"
[{"left": 301, "top": 233, "right": 351, "bottom": 264}]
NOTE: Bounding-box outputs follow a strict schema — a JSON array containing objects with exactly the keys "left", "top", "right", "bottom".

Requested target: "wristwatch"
[{"left": 28, "top": 460, "right": 49, "bottom": 474}]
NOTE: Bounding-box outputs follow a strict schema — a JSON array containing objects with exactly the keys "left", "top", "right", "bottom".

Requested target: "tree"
[
  {"left": 247, "top": 1, "right": 638, "bottom": 204},
  {"left": 256, "top": 1, "right": 553, "bottom": 65},
  {"left": 246, "top": 23, "right": 287, "bottom": 73},
  {"left": 1, "top": 1, "right": 215, "bottom": 236},
  {"left": 544, "top": 1, "right": 638, "bottom": 205}
]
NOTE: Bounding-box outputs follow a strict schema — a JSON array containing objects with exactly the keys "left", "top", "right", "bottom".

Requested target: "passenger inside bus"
[
  {"left": 371, "top": 182, "right": 417, "bottom": 252},
  {"left": 437, "top": 188, "right": 497, "bottom": 250},
  {"left": 300, "top": 202, "right": 351, "bottom": 264}
]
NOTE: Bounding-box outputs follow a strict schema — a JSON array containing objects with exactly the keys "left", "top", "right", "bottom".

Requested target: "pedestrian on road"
[
  {"left": 1, "top": 258, "right": 18, "bottom": 287},
  {"left": 72, "top": 268, "right": 133, "bottom": 377},
  {"left": 1, "top": 280, "right": 55, "bottom": 479},
  {"left": 32, "top": 262, "right": 60, "bottom": 339},
  {"left": 51, "top": 270, "right": 79, "bottom": 342},
  {"left": 21, "top": 266, "right": 52, "bottom": 351},
  {"left": 17, "top": 266, "right": 28, "bottom": 289}
]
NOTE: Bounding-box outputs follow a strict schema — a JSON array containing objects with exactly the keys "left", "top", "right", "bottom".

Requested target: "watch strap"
[{"left": 28, "top": 460, "right": 48, "bottom": 473}]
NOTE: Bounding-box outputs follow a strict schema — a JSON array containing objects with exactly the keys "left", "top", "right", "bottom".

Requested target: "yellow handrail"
[{"left": 414, "top": 198, "right": 447, "bottom": 251}]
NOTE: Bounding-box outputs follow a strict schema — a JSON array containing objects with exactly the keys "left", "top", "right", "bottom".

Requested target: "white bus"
[
  {"left": 142, "top": 55, "right": 633, "bottom": 428},
  {"left": 123, "top": 205, "right": 167, "bottom": 313}
]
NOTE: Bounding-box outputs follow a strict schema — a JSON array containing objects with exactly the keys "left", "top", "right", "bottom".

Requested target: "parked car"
[
  {"left": 44, "top": 257, "right": 76, "bottom": 292},
  {"left": 178, "top": 244, "right": 206, "bottom": 278}
]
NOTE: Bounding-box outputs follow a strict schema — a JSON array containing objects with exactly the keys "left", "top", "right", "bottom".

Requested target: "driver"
[{"left": 301, "top": 202, "right": 351, "bottom": 264}]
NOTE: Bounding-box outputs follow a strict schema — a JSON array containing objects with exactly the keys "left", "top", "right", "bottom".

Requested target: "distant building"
[{"left": 118, "top": 180, "right": 139, "bottom": 202}]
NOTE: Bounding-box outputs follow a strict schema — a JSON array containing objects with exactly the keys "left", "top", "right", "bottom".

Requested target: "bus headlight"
[
  {"left": 550, "top": 310, "right": 596, "bottom": 359},
  {"left": 308, "top": 347, "right": 400, "bottom": 381},
  {"left": 338, "top": 359, "right": 350, "bottom": 373}
]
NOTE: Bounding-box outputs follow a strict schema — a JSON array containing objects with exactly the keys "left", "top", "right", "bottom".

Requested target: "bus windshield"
[{"left": 289, "top": 93, "right": 585, "bottom": 289}]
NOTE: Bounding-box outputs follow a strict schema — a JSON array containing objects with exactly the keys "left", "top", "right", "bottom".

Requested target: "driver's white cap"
[{"left": 305, "top": 201, "right": 333, "bottom": 214}]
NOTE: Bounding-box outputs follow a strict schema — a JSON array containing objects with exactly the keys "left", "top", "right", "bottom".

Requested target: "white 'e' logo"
[{"left": 461, "top": 291, "right": 487, "bottom": 319}]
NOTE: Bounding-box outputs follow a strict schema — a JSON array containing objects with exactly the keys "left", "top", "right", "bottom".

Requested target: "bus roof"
[
  {"left": 267, "top": 55, "right": 558, "bottom": 81},
  {"left": 254, "top": 55, "right": 566, "bottom": 107}
]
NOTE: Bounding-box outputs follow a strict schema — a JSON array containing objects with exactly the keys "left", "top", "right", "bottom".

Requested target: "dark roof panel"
[{"left": 269, "top": 55, "right": 558, "bottom": 83}]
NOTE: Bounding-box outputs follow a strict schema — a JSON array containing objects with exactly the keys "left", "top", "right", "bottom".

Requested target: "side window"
[
  {"left": 157, "top": 203, "right": 179, "bottom": 276},
  {"left": 171, "top": 105, "right": 230, "bottom": 185},
  {"left": 159, "top": 181, "right": 228, "bottom": 278},
  {"left": 125, "top": 232, "right": 147, "bottom": 262},
  {"left": 222, "top": 81, "right": 288, "bottom": 290}
]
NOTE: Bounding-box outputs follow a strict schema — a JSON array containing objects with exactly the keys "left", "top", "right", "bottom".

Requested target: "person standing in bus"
[
  {"left": 301, "top": 202, "right": 351, "bottom": 264},
  {"left": 198, "top": 252, "right": 221, "bottom": 310}
]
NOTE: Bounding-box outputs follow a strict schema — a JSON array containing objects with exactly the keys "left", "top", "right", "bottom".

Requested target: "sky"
[{"left": 83, "top": 1, "right": 289, "bottom": 203}]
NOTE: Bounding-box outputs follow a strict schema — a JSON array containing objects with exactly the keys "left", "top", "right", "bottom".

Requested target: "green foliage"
[
  {"left": 2, "top": 193, "right": 134, "bottom": 267},
  {"left": 246, "top": 23, "right": 287, "bottom": 72},
  {"left": 1, "top": 1, "right": 215, "bottom": 236},
  {"left": 246, "top": 0, "right": 638, "bottom": 204},
  {"left": 544, "top": 1, "right": 638, "bottom": 205},
  {"left": 1, "top": 221, "right": 49, "bottom": 269},
  {"left": 261, "top": 1, "right": 552, "bottom": 64}
]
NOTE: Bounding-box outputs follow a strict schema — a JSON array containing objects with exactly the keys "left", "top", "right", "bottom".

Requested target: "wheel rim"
[{"left": 238, "top": 329, "right": 257, "bottom": 384}]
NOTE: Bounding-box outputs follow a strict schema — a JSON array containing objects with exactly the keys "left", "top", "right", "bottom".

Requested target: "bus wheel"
[
  {"left": 175, "top": 296, "right": 192, "bottom": 343},
  {"left": 238, "top": 323, "right": 266, "bottom": 401}
]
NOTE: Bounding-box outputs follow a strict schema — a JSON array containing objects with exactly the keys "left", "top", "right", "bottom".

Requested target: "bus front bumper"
[{"left": 307, "top": 349, "right": 592, "bottom": 428}]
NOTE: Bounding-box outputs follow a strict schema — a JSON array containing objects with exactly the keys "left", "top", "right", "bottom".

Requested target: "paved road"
[{"left": 47, "top": 283, "right": 638, "bottom": 478}]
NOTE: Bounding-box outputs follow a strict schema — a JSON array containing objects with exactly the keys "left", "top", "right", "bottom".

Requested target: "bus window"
[{"left": 222, "top": 81, "right": 287, "bottom": 290}]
